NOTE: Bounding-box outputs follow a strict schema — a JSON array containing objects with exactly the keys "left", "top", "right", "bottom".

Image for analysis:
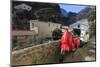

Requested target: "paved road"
[{"left": 63, "top": 36, "right": 96, "bottom": 62}]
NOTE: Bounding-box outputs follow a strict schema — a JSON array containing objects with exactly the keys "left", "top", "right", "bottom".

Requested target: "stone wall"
[{"left": 11, "top": 40, "right": 61, "bottom": 65}]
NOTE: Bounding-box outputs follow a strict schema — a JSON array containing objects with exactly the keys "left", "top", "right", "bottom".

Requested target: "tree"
[{"left": 52, "top": 28, "right": 62, "bottom": 40}]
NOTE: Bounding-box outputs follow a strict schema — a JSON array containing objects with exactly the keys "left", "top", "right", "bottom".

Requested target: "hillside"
[
  {"left": 12, "top": 1, "right": 78, "bottom": 30},
  {"left": 77, "top": 6, "right": 96, "bottom": 21}
]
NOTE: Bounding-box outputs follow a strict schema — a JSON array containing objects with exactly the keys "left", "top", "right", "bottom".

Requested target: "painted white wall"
[
  {"left": 30, "top": 22, "right": 39, "bottom": 33},
  {"left": 70, "top": 19, "right": 89, "bottom": 32},
  {"left": 70, "top": 19, "right": 90, "bottom": 42}
]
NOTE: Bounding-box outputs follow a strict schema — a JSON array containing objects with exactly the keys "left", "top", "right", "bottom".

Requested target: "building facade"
[
  {"left": 70, "top": 19, "right": 90, "bottom": 42},
  {"left": 70, "top": 19, "right": 89, "bottom": 32},
  {"left": 30, "top": 20, "right": 61, "bottom": 37}
]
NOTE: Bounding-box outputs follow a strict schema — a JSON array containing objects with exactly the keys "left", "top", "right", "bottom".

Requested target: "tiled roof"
[{"left": 12, "top": 30, "right": 33, "bottom": 36}]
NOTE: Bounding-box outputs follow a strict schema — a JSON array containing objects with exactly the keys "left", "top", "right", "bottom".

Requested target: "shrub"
[{"left": 52, "top": 28, "right": 62, "bottom": 40}]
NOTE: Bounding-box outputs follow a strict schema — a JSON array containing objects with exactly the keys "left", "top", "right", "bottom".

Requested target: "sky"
[{"left": 59, "top": 4, "right": 87, "bottom": 13}]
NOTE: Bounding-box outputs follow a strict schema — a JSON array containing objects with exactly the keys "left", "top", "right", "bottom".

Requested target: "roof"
[
  {"left": 69, "top": 19, "right": 89, "bottom": 31},
  {"left": 12, "top": 30, "right": 33, "bottom": 36}
]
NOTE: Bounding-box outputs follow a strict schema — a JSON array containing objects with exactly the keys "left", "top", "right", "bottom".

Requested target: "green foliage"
[
  {"left": 32, "top": 35, "right": 52, "bottom": 45},
  {"left": 12, "top": 14, "right": 30, "bottom": 30},
  {"left": 52, "top": 28, "right": 62, "bottom": 40}
]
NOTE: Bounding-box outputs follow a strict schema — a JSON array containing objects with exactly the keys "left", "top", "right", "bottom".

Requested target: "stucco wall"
[{"left": 11, "top": 40, "right": 61, "bottom": 65}]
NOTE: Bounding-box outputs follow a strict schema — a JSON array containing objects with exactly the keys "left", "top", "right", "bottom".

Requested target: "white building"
[
  {"left": 14, "top": 3, "right": 32, "bottom": 11},
  {"left": 70, "top": 19, "right": 89, "bottom": 32},
  {"left": 70, "top": 19, "right": 90, "bottom": 42},
  {"left": 30, "top": 20, "right": 61, "bottom": 37}
]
